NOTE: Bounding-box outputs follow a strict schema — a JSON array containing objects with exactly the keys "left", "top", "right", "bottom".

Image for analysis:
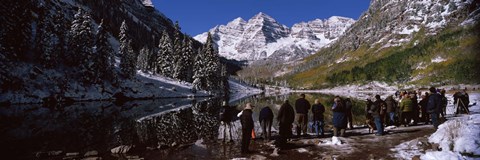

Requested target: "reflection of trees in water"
[
  {"left": 192, "top": 99, "right": 221, "bottom": 143},
  {"left": 136, "top": 107, "right": 197, "bottom": 147},
  {"left": 135, "top": 98, "right": 222, "bottom": 148}
]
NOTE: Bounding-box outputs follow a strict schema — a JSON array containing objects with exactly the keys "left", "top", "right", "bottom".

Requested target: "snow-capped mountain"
[
  {"left": 330, "top": 0, "right": 479, "bottom": 54},
  {"left": 194, "top": 12, "right": 355, "bottom": 61},
  {"left": 287, "top": 0, "right": 480, "bottom": 88}
]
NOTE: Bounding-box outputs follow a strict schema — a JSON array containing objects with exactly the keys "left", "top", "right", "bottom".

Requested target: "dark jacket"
[
  {"left": 419, "top": 96, "right": 429, "bottom": 112},
  {"left": 332, "top": 102, "right": 347, "bottom": 128},
  {"left": 427, "top": 93, "right": 442, "bottom": 113},
  {"left": 278, "top": 102, "right": 295, "bottom": 124},
  {"left": 385, "top": 96, "right": 396, "bottom": 113},
  {"left": 240, "top": 109, "right": 254, "bottom": 131},
  {"left": 365, "top": 100, "right": 374, "bottom": 119},
  {"left": 345, "top": 99, "right": 353, "bottom": 115},
  {"left": 220, "top": 105, "right": 233, "bottom": 122},
  {"left": 311, "top": 103, "right": 325, "bottom": 121},
  {"left": 370, "top": 99, "right": 383, "bottom": 117},
  {"left": 259, "top": 107, "right": 274, "bottom": 122},
  {"left": 295, "top": 98, "right": 311, "bottom": 114}
]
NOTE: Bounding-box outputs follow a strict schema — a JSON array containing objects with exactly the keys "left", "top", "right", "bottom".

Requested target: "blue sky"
[{"left": 154, "top": 0, "right": 371, "bottom": 36}]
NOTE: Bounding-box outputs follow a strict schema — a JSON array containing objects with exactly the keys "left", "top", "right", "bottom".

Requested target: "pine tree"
[
  {"left": 52, "top": 11, "right": 68, "bottom": 63},
  {"left": 67, "top": 8, "right": 96, "bottom": 82},
  {"left": 172, "top": 21, "right": 183, "bottom": 75},
  {"left": 0, "top": 0, "right": 33, "bottom": 60},
  {"left": 119, "top": 21, "right": 137, "bottom": 79},
  {"left": 203, "top": 32, "right": 221, "bottom": 92},
  {"left": 192, "top": 52, "right": 205, "bottom": 91},
  {"left": 95, "top": 19, "right": 116, "bottom": 81},
  {"left": 37, "top": 15, "right": 57, "bottom": 68},
  {"left": 156, "top": 30, "right": 174, "bottom": 77},
  {"left": 173, "top": 37, "right": 193, "bottom": 81},
  {"left": 137, "top": 46, "right": 150, "bottom": 72}
]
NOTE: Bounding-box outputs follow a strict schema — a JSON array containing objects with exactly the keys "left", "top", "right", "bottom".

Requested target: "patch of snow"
[
  {"left": 431, "top": 57, "right": 447, "bottom": 63},
  {"left": 318, "top": 136, "right": 344, "bottom": 146},
  {"left": 297, "top": 148, "right": 309, "bottom": 153}
]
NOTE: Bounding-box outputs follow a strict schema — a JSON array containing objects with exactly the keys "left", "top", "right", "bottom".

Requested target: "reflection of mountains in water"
[{"left": 0, "top": 98, "right": 223, "bottom": 159}]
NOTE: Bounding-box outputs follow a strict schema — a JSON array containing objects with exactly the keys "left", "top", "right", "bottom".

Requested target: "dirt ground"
[{"left": 145, "top": 124, "right": 436, "bottom": 160}]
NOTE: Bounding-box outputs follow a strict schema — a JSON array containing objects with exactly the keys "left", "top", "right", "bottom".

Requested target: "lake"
[{"left": 0, "top": 92, "right": 381, "bottom": 159}]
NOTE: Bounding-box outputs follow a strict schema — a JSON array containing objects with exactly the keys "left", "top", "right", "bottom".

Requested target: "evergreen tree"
[
  {"left": 119, "top": 21, "right": 137, "bottom": 79},
  {"left": 192, "top": 52, "right": 206, "bottom": 91},
  {"left": 37, "top": 14, "right": 57, "bottom": 68},
  {"left": 0, "top": 0, "right": 33, "bottom": 60},
  {"left": 95, "top": 19, "right": 116, "bottom": 81},
  {"left": 203, "top": 33, "right": 221, "bottom": 92},
  {"left": 52, "top": 11, "right": 69, "bottom": 63},
  {"left": 156, "top": 30, "right": 174, "bottom": 77},
  {"left": 137, "top": 46, "right": 150, "bottom": 72},
  {"left": 172, "top": 21, "right": 183, "bottom": 74},
  {"left": 173, "top": 38, "right": 193, "bottom": 81},
  {"left": 67, "top": 8, "right": 96, "bottom": 82}
]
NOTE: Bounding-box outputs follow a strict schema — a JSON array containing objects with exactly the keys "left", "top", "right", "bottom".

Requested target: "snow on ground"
[
  {"left": 392, "top": 92, "right": 480, "bottom": 160},
  {"left": 228, "top": 78, "right": 263, "bottom": 103}
]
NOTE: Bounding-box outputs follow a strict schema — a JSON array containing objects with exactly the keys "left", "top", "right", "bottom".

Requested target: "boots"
[{"left": 333, "top": 127, "right": 338, "bottom": 137}]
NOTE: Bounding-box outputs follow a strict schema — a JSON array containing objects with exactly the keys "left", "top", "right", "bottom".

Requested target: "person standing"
[
  {"left": 276, "top": 100, "right": 295, "bottom": 148},
  {"left": 411, "top": 92, "right": 419, "bottom": 126},
  {"left": 428, "top": 87, "right": 442, "bottom": 129},
  {"left": 311, "top": 99, "right": 325, "bottom": 137},
  {"left": 240, "top": 103, "right": 254, "bottom": 153},
  {"left": 440, "top": 89, "right": 447, "bottom": 119},
  {"left": 259, "top": 106, "right": 274, "bottom": 141},
  {"left": 345, "top": 98, "right": 354, "bottom": 129},
  {"left": 219, "top": 101, "right": 234, "bottom": 142},
  {"left": 370, "top": 95, "right": 384, "bottom": 135},
  {"left": 295, "top": 94, "right": 311, "bottom": 136},
  {"left": 385, "top": 95, "right": 397, "bottom": 126},
  {"left": 400, "top": 94, "right": 414, "bottom": 127},
  {"left": 332, "top": 96, "right": 347, "bottom": 137},
  {"left": 419, "top": 92, "right": 430, "bottom": 124}
]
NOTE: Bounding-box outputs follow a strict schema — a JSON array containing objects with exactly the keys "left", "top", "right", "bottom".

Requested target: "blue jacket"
[
  {"left": 427, "top": 93, "right": 442, "bottom": 113},
  {"left": 259, "top": 107, "right": 274, "bottom": 122}
]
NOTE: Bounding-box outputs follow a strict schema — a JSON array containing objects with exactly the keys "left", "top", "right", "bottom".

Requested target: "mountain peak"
[
  {"left": 251, "top": 12, "right": 276, "bottom": 21},
  {"left": 194, "top": 13, "right": 355, "bottom": 61},
  {"left": 227, "top": 17, "right": 246, "bottom": 26}
]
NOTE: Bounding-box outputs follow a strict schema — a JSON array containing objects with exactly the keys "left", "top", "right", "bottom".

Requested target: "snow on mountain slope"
[
  {"left": 194, "top": 12, "right": 355, "bottom": 62},
  {"left": 228, "top": 79, "right": 263, "bottom": 103}
]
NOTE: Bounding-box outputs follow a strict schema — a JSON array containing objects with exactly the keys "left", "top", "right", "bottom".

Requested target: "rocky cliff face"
[
  {"left": 194, "top": 12, "right": 355, "bottom": 61},
  {"left": 331, "top": 0, "right": 478, "bottom": 55},
  {"left": 288, "top": 0, "right": 480, "bottom": 88}
]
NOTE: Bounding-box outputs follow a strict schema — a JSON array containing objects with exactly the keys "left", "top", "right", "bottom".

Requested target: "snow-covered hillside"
[{"left": 194, "top": 12, "right": 355, "bottom": 62}]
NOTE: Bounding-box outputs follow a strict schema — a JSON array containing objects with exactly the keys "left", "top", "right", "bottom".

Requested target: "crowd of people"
[{"left": 221, "top": 87, "right": 471, "bottom": 153}]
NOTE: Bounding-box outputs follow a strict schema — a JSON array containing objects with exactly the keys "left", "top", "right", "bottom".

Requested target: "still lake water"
[{"left": 0, "top": 93, "right": 373, "bottom": 159}]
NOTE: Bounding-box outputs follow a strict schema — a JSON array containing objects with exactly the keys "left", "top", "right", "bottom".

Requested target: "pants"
[
  {"left": 430, "top": 113, "right": 440, "bottom": 129},
  {"left": 260, "top": 119, "right": 272, "bottom": 140},
  {"left": 222, "top": 122, "right": 233, "bottom": 141},
  {"left": 388, "top": 112, "right": 395, "bottom": 126},
  {"left": 421, "top": 111, "right": 430, "bottom": 124},
  {"left": 346, "top": 112, "right": 353, "bottom": 129},
  {"left": 296, "top": 114, "right": 308, "bottom": 135},
  {"left": 276, "top": 122, "right": 292, "bottom": 149},
  {"left": 241, "top": 128, "right": 252, "bottom": 153},
  {"left": 312, "top": 120, "right": 324, "bottom": 136},
  {"left": 374, "top": 116, "right": 383, "bottom": 135},
  {"left": 333, "top": 127, "right": 346, "bottom": 137},
  {"left": 401, "top": 111, "right": 412, "bottom": 126}
]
